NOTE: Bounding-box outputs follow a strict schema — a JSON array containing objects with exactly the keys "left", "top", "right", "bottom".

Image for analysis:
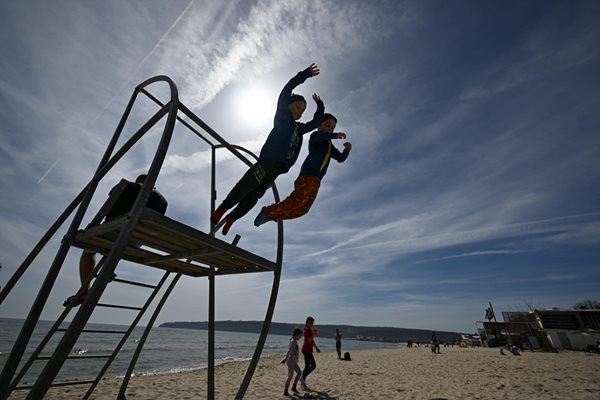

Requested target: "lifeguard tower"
[{"left": 0, "top": 76, "right": 284, "bottom": 399}]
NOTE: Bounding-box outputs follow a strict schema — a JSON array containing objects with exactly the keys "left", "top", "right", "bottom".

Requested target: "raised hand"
[
  {"left": 312, "top": 93, "right": 321, "bottom": 102},
  {"left": 343, "top": 142, "right": 352, "bottom": 150},
  {"left": 308, "top": 63, "right": 320, "bottom": 77},
  {"left": 336, "top": 132, "right": 347, "bottom": 139}
]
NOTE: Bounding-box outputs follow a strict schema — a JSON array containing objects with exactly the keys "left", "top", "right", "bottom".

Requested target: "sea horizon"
[{"left": 0, "top": 317, "right": 400, "bottom": 385}]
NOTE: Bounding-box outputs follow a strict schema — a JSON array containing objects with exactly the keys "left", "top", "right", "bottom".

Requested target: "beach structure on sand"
[
  {"left": 476, "top": 308, "right": 600, "bottom": 351},
  {"left": 459, "top": 334, "right": 482, "bottom": 347},
  {"left": 0, "top": 76, "right": 283, "bottom": 400}
]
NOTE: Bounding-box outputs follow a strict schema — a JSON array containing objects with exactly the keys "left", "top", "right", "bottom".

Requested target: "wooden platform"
[{"left": 72, "top": 209, "right": 277, "bottom": 277}]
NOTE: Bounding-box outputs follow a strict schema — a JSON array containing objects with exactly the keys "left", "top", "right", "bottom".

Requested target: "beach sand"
[{"left": 9, "top": 347, "right": 600, "bottom": 399}]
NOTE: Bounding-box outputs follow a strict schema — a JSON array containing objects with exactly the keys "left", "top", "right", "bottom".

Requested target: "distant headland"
[{"left": 159, "top": 320, "right": 466, "bottom": 343}]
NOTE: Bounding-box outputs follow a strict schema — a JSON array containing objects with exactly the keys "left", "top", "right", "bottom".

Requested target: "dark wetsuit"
[{"left": 218, "top": 67, "right": 324, "bottom": 221}]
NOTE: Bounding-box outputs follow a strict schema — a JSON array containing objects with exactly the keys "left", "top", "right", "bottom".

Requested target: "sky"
[{"left": 0, "top": 0, "right": 599, "bottom": 334}]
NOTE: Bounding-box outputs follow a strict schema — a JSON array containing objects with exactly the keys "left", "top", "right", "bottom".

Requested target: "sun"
[{"left": 235, "top": 85, "right": 277, "bottom": 130}]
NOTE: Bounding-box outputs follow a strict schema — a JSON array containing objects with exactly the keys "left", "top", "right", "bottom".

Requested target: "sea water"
[{"left": 0, "top": 318, "right": 398, "bottom": 385}]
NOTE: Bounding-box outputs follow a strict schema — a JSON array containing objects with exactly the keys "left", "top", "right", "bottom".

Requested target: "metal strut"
[{"left": 0, "top": 75, "right": 284, "bottom": 400}]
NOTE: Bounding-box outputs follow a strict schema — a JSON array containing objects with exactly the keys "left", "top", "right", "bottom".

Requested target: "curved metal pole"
[
  {"left": 0, "top": 85, "right": 143, "bottom": 306},
  {"left": 1, "top": 103, "right": 169, "bottom": 400},
  {"left": 236, "top": 268, "right": 282, "bottom": 399},
  {"left": 179, "top": 103, "right": 254, "bottom": 167},
  {"left": 212, "top": 144, "right": 284, "bottom": 399},
  {"left": 0, "top": 84, "right": 144, "bottom": 400},
  {"left": 0, "top": 82, "right": 171, "bottom": 308},
  {"left": 140, "top": 88, "right": 214, "bottom": 148},
  {"left": 235, "top": 219, "right": 283, "bottom": 398},
  {"left": 25, "top": 76, "right": 180, "bottom": 400}
]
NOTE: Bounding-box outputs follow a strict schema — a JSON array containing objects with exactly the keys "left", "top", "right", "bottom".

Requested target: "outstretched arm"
[
  {"left": 310, "top": 131, "right": 347, "bottom": 143},
  {"left": 331, "top": 140, "right": 351, "bottom": 162},
  {"left": 275, "top": 63, "right": 320, "bottom": 114},
  {"left": 299, "top": 93, "right": 324, "bottom": 133}
]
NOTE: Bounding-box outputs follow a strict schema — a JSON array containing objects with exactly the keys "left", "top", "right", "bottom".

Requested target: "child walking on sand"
[
  {"left": 281, "top": 328, "right": 303, "bottom": 396},
  {"left": 254, "top": 113, "right": 351, "bottom": 226},
  {"left": 210, "top": 63, "right": 324, "bottom": 235}
]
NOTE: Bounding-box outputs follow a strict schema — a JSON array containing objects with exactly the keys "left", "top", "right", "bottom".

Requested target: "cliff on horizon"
[{"left": 158, "top": 320, "right": 466, "bottom": 343}]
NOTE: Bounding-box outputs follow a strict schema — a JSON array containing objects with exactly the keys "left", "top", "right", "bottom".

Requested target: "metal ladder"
[{"left": 7, "top": 256, "right": 174, "bottom": 399}]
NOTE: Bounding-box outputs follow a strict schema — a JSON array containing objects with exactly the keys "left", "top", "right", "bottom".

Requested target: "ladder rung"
[
  {"left": 113, "top": 277, "right": 158, "bottom": 289},
  {"left": 15, "top": 379, "right": 96, "bottom": 390},
  {"left": 97, "top": 303, "right": 143, "bottom": 311},
  {"left": 56, "top": 328, "right": 128, "bottom": 334},
  {"left": 36, "top": 354, "right": 112, "bottom": 360},
  {"left": 51, "top": 379, "right": 96, "bottom": 388}
]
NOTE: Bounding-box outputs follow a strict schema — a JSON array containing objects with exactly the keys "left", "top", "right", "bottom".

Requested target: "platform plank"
[{"left": 73, "top": 209, "right": 277, "bottom": 277}]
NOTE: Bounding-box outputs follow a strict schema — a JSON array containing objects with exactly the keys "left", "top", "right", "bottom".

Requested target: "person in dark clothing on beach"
[
  {"left": 431, "top": 331, "right": 441, "bottom": 354},
  {"left": 335, "top": 328, "right": 343, "bottom": 360},
  {"left": 210, "top": 63, "right": 324, "bottom": 235},
  {"left": 300, "top": 316, "right": 321, "bottom": 390},
  {"left": 253, "top": 113, "right": 351, "bottom": 226}
]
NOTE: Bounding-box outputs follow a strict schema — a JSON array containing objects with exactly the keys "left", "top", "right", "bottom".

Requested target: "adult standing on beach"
[
  {"left": 431, "top": 331, "right": 440, "bottom": 354},
  {"left": 335, "top": 328, "right": 342, "bottom": 359},
  {"left": 300, "top": 316, "right": 321, "bottom": 390}
]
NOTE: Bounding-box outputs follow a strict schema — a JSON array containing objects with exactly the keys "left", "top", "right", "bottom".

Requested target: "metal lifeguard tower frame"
[{"left": 0, "top": 76, "right": 283, "bottom": 399}]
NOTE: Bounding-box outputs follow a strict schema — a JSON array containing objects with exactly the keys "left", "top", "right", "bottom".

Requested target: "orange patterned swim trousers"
[{"left": 263, "top": 175, "right": 320, "bottom": 222}]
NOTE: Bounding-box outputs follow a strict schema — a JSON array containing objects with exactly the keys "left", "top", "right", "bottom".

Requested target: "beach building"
[
  {"left": 476, "top": 308, "right": 600, "bottom": 351},
  {"left": 459, "top": 334, "right": 482, "bottom": 347}
]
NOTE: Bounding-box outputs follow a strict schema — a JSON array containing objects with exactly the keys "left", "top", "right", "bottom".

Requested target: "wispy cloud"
[
  {"left": 158, "top": 0, "right": 408, "bottom": 109},
  {"left": 37, "top": 159, "right": 60, "bottom": 184},
  {"left": 299, "top": 212, "right": 600, "bottom": 275},
  {"left": 87, "top": 0, "right": 198, "bottom": 128},
  {"left": 543, "top": 274, "right": 581, "bottom": 282},
  {"left": 415, "top": 249, "right": 531, "bottom": 264},
  {"left": 161, "top": 137, "right": 265, "bottom": 174}
]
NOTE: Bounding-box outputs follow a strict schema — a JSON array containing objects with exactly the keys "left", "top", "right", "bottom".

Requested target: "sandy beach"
[{"left": 9, "top": 347, "right": 600, "bottom": 399}]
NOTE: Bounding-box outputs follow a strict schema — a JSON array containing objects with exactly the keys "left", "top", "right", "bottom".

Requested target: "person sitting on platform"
[
  {"left": 210, "top": 63, "right": 324, "bottom": 235},
  {"left": 64, "top": 174, "right": 167, "bottom": 307},
  {"left": 253, "top": 113, "right": 351, "bottom": 226}
]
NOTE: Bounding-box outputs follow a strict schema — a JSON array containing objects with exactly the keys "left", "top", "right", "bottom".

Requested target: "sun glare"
[{"left": 235, "top": 85, "right": 276, "bottom": 130}]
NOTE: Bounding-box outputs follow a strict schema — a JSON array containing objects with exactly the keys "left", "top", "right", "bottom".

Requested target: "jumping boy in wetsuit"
[{"left": 210, "top": 63, "right": 324, "bottom": 235}]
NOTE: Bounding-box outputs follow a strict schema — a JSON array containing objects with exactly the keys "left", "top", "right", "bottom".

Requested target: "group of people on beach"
[{"left": 280, "top": 317, "right": 343, "bottom": 396}]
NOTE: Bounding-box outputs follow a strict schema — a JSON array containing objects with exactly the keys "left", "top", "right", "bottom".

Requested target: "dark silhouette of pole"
[{"left": 488, "top": 301, "right": 503, "bottom": 344}]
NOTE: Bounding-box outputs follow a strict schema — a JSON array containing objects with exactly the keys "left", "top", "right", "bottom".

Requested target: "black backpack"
[{"left": 343, "top": 352, "right": 351, "bottom": 361}]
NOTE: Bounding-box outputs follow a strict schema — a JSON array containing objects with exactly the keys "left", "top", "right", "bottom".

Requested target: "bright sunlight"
[{"left": 235, "top": 84, "right": 277, "bottom": 130}]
